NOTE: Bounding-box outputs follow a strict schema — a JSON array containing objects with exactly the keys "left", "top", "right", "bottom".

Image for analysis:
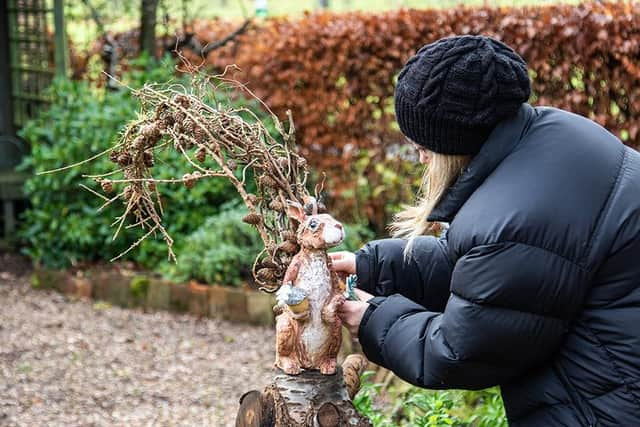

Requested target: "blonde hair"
[{"left": 389, "top": 151, "right": 472, "bottom": 257}]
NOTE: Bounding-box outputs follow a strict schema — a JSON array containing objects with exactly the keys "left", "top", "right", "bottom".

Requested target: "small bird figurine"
[{"left": 276, "top": 282, "right": 309, "bottom": 314}]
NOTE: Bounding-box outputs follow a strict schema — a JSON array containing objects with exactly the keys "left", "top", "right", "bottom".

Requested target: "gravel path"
[{"left": 0, "top": 254, "right": 275, "bottom": 426}]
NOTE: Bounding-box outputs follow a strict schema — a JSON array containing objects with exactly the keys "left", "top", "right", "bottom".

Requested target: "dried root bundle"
[{"left": 84, "top": 73, "right": 321, "bottom": 292}]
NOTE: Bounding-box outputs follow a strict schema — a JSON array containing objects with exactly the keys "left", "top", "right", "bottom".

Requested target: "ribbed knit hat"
[{"left": 395, "top": 35, "right": 531, "bottom": 155}]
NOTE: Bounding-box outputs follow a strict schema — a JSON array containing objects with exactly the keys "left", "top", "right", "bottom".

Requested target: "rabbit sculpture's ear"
[
  {"left": 302, "top": 195, "right": 318, "bottom": 216},
  {"left": 286, "top": 200, "right": 307, "bottom": 223}
]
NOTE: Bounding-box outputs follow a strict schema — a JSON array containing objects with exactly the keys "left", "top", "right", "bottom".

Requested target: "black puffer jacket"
[{"left": 356, "top": 103, "right": 640, "bottom": 426}]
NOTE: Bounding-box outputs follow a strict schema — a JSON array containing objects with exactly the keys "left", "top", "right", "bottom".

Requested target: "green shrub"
[
  {"left": 466, "top": 389, "right": 508, "bottom": 427},
  {"left": 162, "top": 200, "right": 376, "bottom": 286},
  {"left": 17, "top": 55, "right": 266, "bottom": 269},
  {"left": 160, "top": 203, "right": 262, "bottom": 286},
  {"left": 352, "top": 371, "right": 395, "bottom": 426},
  {"left": 404, "top": 390, "right": 464, "bottom": 427},
  {"left": 353, "top": 373, "right": 507, "bottom": 427}
]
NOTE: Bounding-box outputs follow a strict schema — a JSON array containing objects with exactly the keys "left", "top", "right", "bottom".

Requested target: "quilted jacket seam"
[
  {"left": 581, "top": 146, "right": 627, "bottom": 269},
  {"left": 581, "top": 322, "right": 640, "bottom": 410},
  {"left": 450, "top": 287, "right": 571, "bottom": 323},
  {"left": 586, "top": 378, "right": 640, "bottom": 403},
  {"left": 466, "top": 240, "right": 587, "bottom": 273}
]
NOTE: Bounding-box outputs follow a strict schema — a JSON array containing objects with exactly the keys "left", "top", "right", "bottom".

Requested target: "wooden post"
[
  {"left": 53, "top": 0, "right": 68, "bottom": 77},
  {"left": 140, "top": 0, "right": 159, "bottom": 58},
  {"left": 0, "top": 0, "right": 12, "bottom": 136}
]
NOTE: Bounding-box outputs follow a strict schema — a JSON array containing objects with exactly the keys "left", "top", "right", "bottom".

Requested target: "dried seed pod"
[
  {"left": 195, "top": 147, "right": 207, "bottom": 163},
  {"left": 140, "top": 123, "right": 160, "bottom": 140},
  {"left": 172, "top": 121, "right": 183, "bottom": 134},
  {"left": 174, "top": 94, "right": 191, "bottom": 108},
  {"left": 277, "top": 157, "right": 289, "bottom": 169},
  {"left": 100, "top": 180, "right": 113, "bottom": 193},
  {"left": 259, "top": 259, "right": 279, "bottom": 269},
  {"left": 246, "top": 194, "right": 258, "bottom": 205},
  {"left": 281, "top": 230, "right": 297, "bottom": 242},
  {"left": 259, "top": 175, "right": 278, "bottom": 188},
  {"left": 182, "top": 118, "right": 195, "bottom": 134},
  {"left": 183, "top": 173, "right": 195, "bottom": 189},
  {"left": 143, "top": 151, "right": 154, "bottom": 167},
  {"left": 268, "top": 200, "right": 284, "bottom": 211},
  {"left": 242, "top": 212, "right": 262, "bottom": 225},
  {"left": 123, "top": 185, "right": 133, "bottom": 200},
  {"left": 109, "top": 150, "right": 120, "bottom": 163},
  {"left": 161, "top": 112, "right": 175, "bottom": 127},
  {"left": 155, "top": 102, "right": 171, "bottom": 120},
  {"left": 173, "top": 110, "right": 187, "bottom": 124},
  {"left": 193, "top": 125, "right": 206, "bottom": 141},
  {"left": 147, "top": 181, "right": 156, "bottom": 192},
  {"left": 132, "top": 135, "right": 146, "bottom": 150},
  {"left": 278, "top": 240, "right": 299, "bottom": 254},
  {"left": 227, "top": 159, "right": 237, "bottom": 170},
  {"left": 117, "top": 152, "right": 132, "bottom": 166},
  {"left": 175, "top": 134, "right": 193, "bottom": 150},
  {"left": 256, "top": 268, "right": 277, "bottom": 282}
]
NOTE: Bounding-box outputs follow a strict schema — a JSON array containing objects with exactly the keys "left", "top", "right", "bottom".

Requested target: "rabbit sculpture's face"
[
  {"left": 298, "top": 213, "right": 344, "bottom": 249},
  {"left": 287, "top": 201, "right": 345, "bottom": 250}
]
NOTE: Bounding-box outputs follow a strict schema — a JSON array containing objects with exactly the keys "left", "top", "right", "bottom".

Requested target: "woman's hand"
[
  {"left": 329, "top": 251, "right": 356, "bottom": 279},
  {"left": 338, "top": 288, "right": 375, "bottom": 336}
]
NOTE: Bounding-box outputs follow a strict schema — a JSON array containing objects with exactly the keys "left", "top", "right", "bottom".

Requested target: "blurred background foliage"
[{"left": 64, "top": 0, "right": 574, "bottom": 48}]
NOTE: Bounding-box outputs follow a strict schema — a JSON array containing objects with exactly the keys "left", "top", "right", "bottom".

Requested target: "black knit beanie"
[{"left": 395, "top": 35, "right": 531, "bottom": 155}]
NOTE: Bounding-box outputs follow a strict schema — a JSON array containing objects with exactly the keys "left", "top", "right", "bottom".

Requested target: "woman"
[{"left": 331, "top": 35, "right": 640, "bottom": 426}]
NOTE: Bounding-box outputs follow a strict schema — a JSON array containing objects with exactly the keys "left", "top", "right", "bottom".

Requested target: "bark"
[
  {"left": 236, "top": 367, "right": 371, "bottom": 427},
  {"left": 140, "top": 0, "right": 159, "bottom": 58}
]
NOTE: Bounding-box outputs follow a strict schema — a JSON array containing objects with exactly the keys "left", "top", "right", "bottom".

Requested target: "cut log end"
[
  {"left": 236, "top": 390, "right": 275, "bottom": 427},
  {"left": 317, "top": 402, "right": 341, "bottom": 426}
]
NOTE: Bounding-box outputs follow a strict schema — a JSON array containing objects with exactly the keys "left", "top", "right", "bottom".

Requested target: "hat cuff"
[{"left": 395, "top": 95, "right": 492, "bottom": 155}]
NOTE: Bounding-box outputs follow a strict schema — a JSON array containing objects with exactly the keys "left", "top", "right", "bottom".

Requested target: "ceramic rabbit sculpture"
[{"left": 274, "top": 199, "right": 346, "bottom": 375}]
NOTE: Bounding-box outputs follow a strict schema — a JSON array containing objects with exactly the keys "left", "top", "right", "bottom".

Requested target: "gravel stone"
[{"left": 0, "top": 254, "right": 275, "bottom": 426}]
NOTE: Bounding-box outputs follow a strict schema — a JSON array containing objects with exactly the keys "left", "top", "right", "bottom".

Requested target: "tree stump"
[{"left": 236, "top": 366, "right": 372, "bottom": 427}]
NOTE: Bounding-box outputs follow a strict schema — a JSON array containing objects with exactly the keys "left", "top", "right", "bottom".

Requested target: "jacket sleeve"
[
  {"left": 354, "top": 236, "right": 454, "bottom": 312},
  {"left": 358, "top": 242, "right": 581, "bottom": 390}
]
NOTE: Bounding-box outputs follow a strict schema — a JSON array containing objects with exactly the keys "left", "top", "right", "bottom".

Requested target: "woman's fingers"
[
  {"left": 329, "top": 251, "right": 346, "bottom": 260},
  {"left": 328, "top": 251, "right": 356, "bottom": 274},
  {"left": 338, "top": 300, "right": 369, "bottom": 336},
  {"left": 354, "top": 288, "right": 374, "bottom": 302},
  {"left": 331, "top": 259, "right": 351, "bottom": 272}
]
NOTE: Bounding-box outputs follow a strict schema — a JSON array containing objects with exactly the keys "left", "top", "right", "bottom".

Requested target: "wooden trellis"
[
  {"left": 6, "top": 0, "right": 66, "bottom": 128},
  {"left": 0, "top": 0, "right": 66, "bottom": 242}
]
